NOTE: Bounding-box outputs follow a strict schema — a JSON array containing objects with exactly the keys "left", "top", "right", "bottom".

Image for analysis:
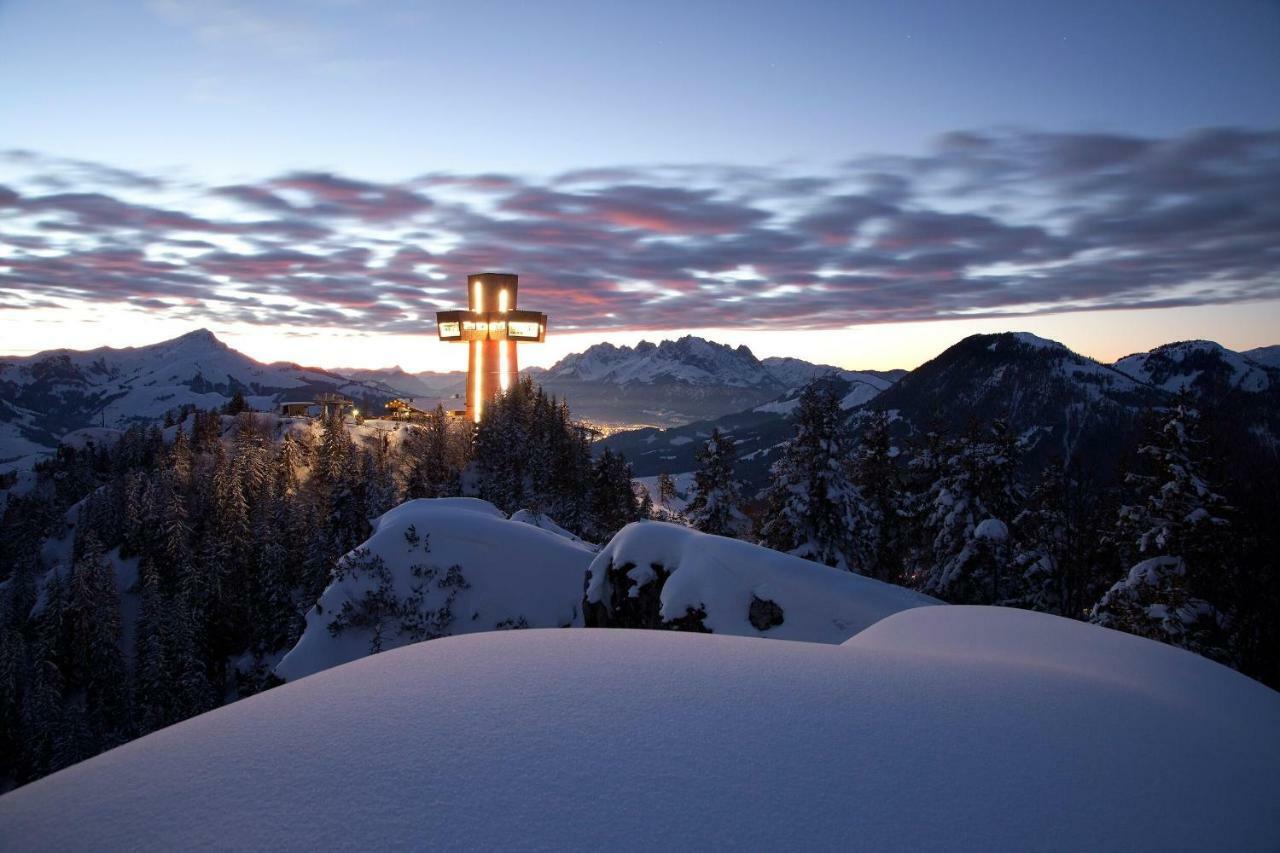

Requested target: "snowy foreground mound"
[
  {"left": 3, "top": 609, "right": 1278, "bottom": 851},
  {"left": 277, "top": 502, "right": 936, "bottom": 681},
  {"left": 585, "top": 521, "right": 937, "bottom": 642},
  {"left": 276, "top": 498, "right": 594, "bottom": 681}
]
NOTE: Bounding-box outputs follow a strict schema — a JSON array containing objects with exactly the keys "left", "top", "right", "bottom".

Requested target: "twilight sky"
[{"left": 1, "top": 0, "right": 1278, "bottom": 370}]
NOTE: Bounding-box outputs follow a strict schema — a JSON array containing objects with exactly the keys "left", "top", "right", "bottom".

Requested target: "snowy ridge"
[
  {"left": 1112, "top": 339, "right": 1273, "bottom": 393},
  {"left": 754, "top": 368, "right": 898, "bottom": 414},
  {"left": 1243, "top": 345, "right": 1280, "bottom": 370},
  {"left": 0, "top": 329, "right": 405, "bottom": 466},
  {"left": 3, "top": 612, "right": 1278, "bottom": 851}
]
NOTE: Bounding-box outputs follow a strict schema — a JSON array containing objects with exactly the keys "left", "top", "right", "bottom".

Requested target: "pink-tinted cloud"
[{"left": 2, "top": 127, "right": 1278, "bottom": 334}]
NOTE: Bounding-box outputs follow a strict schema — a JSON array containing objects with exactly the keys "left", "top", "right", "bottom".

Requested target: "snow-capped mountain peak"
[
  {"left": 1112, "top": 339, "right": 1273, "bottom": 393},
  {"left": 546, "top": 335, "right": 783, "bottom": 389}
]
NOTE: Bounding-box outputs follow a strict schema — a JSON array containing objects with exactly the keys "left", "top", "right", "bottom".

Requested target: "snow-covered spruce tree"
[
  {"left": 686, "top": 428, "right": 748, "bottom": 537},
  {"left": 909, "top": 419, "right": 1023, "bottom": 604},
  {"left": 586, "top": 448, "right": 639, "bottom": 542},
  {"left": 474, "top": 376, "right": 536, "bottom": 513},
  {"left": 758, "top": 379, "right": 871, "bottom": 572},
  {"left": 1090, "top": 397, "right": 1231, "bottom": 659},
  {"left": 65, "top": 532, "right": 128, "bottom": 747},
  {"left": 471, "top": 380, "right": 595, "bottom": 533},
  {"left": 658, "top": 472, "right": 677, "bottom": 507},
  {"left": 635, "top": 482, "right": 655, "bottom": 520},
  {"left": 850, "top": 410, "right": 906, "bottom": 582},
  {"left": 1009, "top": 460, "right": 1112, "bottom": 619},
  {"left": 406, "top": 405, "right": 461, "bottom": 499}
]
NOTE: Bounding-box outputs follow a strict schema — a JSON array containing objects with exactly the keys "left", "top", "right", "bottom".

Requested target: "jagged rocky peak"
[{"left": 546, "top": 335, "right": 779, "bottom": 388}]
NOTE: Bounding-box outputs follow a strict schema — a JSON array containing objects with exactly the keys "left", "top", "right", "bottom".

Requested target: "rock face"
[{"left": 748, "top": 596, "right": 785, "bottom": 631}]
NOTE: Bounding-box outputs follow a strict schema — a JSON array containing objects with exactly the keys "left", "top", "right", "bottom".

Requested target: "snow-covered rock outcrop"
[
  {"left": 583, "top": 521, "right": 937, "bottom": 642},
  {"left": 275, "top": 499, "right": 595, "bottom": 681},
  {"left": 4, "top": 610, "right": 1279, "bottom": 851}
]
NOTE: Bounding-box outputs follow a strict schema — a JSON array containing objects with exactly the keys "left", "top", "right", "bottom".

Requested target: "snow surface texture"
[
  {"left": 4, "top": 609, "right": 1279, "bottom": 852},
  {"left": 275, "top": 499, "right": 595, "bottom": 681},
  {"left": 508, "top": 508, "right": 596, "bottom": 548},
  {"left": 585, "top": 521, "right": 938, "bottom": 642}
]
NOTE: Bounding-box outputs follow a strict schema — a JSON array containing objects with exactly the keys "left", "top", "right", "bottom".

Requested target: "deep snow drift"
[
  {"left": 585, "top": 520, "right": 937, "bottom": 642},
  {"left": 278, "top": 506, "right": 937, "bottom": 683},
  {"left": 3, "top": 608, "right": 1279, "bottom": 852},
  {"left": 276, "top": 498, "right": 595, "bottom": 681}
]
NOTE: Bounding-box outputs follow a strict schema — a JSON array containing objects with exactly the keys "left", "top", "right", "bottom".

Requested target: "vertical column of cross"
[{"left": 465, "top": 274, "right": 520, "bottom": 423}]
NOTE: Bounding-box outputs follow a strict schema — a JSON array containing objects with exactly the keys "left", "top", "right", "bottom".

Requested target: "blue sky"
[{"left": 1, "top": 0, "right": 1278, "bottom": 369}]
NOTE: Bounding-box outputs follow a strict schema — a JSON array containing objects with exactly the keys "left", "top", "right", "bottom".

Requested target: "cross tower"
[{"left": 436, "top": 273, "right": 547, "bottom": 423}]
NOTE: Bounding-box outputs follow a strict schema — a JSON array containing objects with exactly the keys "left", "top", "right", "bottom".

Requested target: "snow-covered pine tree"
[
  {"left": 686, "top": 428, "right": 748, "bottom": 537},
  {"left": 909, "top": 419, "right": 1022, "bottom": 603},
  {"left": 850, "top": 410, "right": 905, "bottom": 582},
  {"left": 547, "top": 400, "right": 592, "bottom": 531},
  {"left": 406, "top": 406, "right": 459, "bottom": 499},
  {"left": 587, "top": 448, "right": 638, "bottom": 542},
  {"left": 1090, "top": 397, "right": 1231, "bottom": 659},
  {"left": 19, "top": 660, "right": 64, "bottom": 780},
  {"left": 657, "top": 472, "right": 677, "bottom": 507},
  {"left": 758, "top": 379, "right": 870, "bottom": 571},
  {"left": 635, "top": 482, "right": 655, "bottom": 520},
  {"left": 1009, "top": 461, "right": 1111, "bottom": 618},
  {"left": 66, "top": 532, "right": 128, "bottom": 746}
]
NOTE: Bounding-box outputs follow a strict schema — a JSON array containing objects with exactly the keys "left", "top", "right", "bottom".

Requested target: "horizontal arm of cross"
[{"left": 436, "top": 309, "right": 547, "bottom": 342}]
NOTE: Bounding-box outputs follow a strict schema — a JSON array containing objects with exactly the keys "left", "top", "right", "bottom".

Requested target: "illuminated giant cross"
[{"left": 436, "top": 273, "right": 548, "bottom": 423}]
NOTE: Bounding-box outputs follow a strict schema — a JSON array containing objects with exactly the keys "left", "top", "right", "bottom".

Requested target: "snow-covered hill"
[
  {"left": 276, "top": 501, "right": 935, "bottom": 681},
  {"left": 1112, "top": 339, "right": 1274, "bottom": 393},
  {"left": 276, "top": 498, "right": 596, "bottom": 681},
  {"left": 0, "top": 330, "right": 406, "bottom": 467},
  {"left": 754, "top": 367, "right": 899, "bottom": 415},
  {"left": 4, "top": 609, "right": 1278, "bottom": 851},
  {"left": 1244, "top": 345, "right": 1280, "bottom": 370},
  {"left": 584, "top": 521, "right": 936, "bottom": 640},
  {"left": 337, "top": 366, "right": 465, "bottom": 398}
]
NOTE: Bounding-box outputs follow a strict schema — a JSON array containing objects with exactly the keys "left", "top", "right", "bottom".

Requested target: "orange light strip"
[
  {"left": 498, "top": 288, "right": 510, "bottom": 392},
  {"left": 473, "top": 278, "right": 484, "bottom": 422},
  {"left": 473, "top": 340, "right": 483, "bottom": 423}
]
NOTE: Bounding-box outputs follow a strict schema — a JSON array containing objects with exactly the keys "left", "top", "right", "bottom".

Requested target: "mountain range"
[
  {"left": 602, "top": 332, "right": 1280, "bottom": 486},
  {"left": 3, "top": 328, "right": 1278, "bottom": 481}
]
